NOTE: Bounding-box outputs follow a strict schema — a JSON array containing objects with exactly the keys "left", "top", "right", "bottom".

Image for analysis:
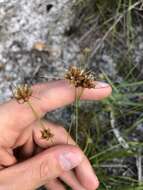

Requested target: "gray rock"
[{"left": 0, "top": 0, "right": 79, "bottom": 102}]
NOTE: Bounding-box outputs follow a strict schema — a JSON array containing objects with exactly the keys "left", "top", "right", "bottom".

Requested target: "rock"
[{"left": 0, "top": 0, "right": 79, "bottom": 102}]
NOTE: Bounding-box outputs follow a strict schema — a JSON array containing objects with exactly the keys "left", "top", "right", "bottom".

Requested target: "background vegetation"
[{"left": 65, "top": 0, "right": 143, "bottom": 189}]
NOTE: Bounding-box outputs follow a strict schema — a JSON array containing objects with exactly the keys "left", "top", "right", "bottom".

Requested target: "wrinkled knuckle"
[{"left": 39, "top": 160, "right": 51, "bottom": 181}]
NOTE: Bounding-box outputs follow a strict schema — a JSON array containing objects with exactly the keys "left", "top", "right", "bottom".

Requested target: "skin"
[{"left": 0, "top": 80, "right": 112, "bottom": 190}]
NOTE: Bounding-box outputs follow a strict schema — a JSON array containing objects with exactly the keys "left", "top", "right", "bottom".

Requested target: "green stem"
[
  {"left": 75, "top": 88, "right": 79, "bottom": 143},
  {"left": 67, "top": 113, "right": 74, "bottom": 144},
  {"left": 75, "top": 87, "right": 84, "bottom": 143},
  {"left": 83, "top": 139, "right": 89, "bottom": 153},
  {"left": 77, "top": 87, "right": 84, "bottom": 101}
]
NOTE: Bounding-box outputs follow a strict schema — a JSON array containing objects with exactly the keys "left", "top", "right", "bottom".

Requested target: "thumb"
[{"left": 0, "top": 145, "right": 83, "bottom": 190}]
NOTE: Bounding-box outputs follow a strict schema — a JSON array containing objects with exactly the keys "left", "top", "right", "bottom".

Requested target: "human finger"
[
  {"left": 45, "top": 178, "right": 66, "bottom": 190},
  {"left": 0, "top": 145, "right": 83, "bottom": 190},
  {"left": 33, "top": 121, "right": 99, "bottom": 190},
  {"left": 0, "top": 80, "right": 111, "bottom": 133}
]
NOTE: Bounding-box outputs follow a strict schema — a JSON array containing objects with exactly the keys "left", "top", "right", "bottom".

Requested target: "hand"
[{"left": 0, "top": 80, "right": 111, "bottom": 190}]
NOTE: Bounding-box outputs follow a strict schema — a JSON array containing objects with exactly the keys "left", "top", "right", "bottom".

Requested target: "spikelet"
[
  {"left": 65, "top": 66, "right": 95, "bottom": 89},
  {"left": 11, "top": 84, "right": 32, "bottom": 103}
]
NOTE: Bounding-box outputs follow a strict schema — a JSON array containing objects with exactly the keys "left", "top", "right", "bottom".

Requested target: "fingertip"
[
  {"left": 90, "top": 174, "right": 100, "bottom": 190},
  {"left": 0, "top": 148, "right": 17, "bottom": 166},
  {"left": 81, "top": 81, "right": 112, "bottom": 100},
  {"left": 37, "top": 145, "right": 84, "bottom": 180},
  {"left": 76, "top": 157, "right": 100, "bottom": 190},
  {"left": 56, "top": 145, "right": 83, "bottom": 171},
  {"left": 77, "top": 169, "right": 99, "bottom": 190},
  {"left": 95, "top": 179, "right": 100, "bottom": 190},
  {"left": 102, "top": 83, "right": 112, "bottom": 98}
]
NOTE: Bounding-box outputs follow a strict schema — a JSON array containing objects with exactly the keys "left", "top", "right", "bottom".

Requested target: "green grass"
[
  {"left": 66, "top": 0, "right": 143, "bottom": 189},
  {"left": 67, "top": 78, "right": 143, "bottom": 190}
]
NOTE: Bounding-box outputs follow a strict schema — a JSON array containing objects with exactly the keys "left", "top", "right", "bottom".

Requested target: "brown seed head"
[
  {"left": 41, "top": 129, "right": 54, "bottom": 141},
  {"left": 65, "top": 66, "right": 95, "bottom": 89},
  {"left": 12, "top": 84, "right": 32, "bottom": 103}
]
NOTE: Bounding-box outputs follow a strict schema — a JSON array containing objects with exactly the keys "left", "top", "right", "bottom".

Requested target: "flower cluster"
[
  {"left": 41, "top": 129, "right": 54, "bottom": 141},
  {"left": 11, "top": 84, "right": 32, "bottom": 103},
  {"left": 11, "top": 65, "right": 95, "bottom": 143},
  {"left": 65, "top": 66, "right": 95, "bottom": 89},
  {"left": 11, "top": 84, "right": 54, "bottom": 142}
]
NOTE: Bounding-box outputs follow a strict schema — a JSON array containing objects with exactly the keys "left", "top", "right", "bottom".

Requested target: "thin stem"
[
  {"left": 27, "top": 100, "right": 54, "bottom": 145},
  {"left": 67, "top": 113, "right": 74, "bottom": 144},
  {"left": 89, "top": 144, "right": 120, "bottom": 161},
  {"left": 83, "top": 138, "right": 89, "bottom": 153},
  {"left": 75, "top": 87, "right": 84, "bottom": 143},
  {"left": 75, "top": 88, "right": 79, "bottom": 143},
  {"left": 27, "top": 100, "right": 45, "bottom": 130},
  {"left": 77, "top": 87, "right": 84, "bottom": 101}
]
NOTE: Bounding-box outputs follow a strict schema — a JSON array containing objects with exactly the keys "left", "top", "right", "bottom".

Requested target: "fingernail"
[
  {"left": 59, "top": 152, "right": 82, "bottom": 171},
  {"left": 95, "top": 82, "right": 109, "bottom": 88}
]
